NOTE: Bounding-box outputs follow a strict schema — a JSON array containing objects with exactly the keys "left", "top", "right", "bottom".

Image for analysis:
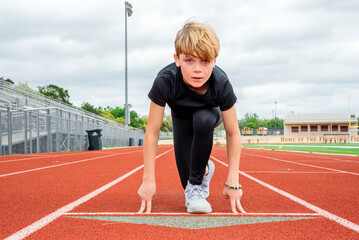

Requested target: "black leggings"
[{"left": 172, "top": 107, "right": 222, "bottom": 189}]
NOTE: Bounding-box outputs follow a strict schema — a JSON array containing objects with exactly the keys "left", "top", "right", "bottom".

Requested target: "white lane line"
[
  {"left": 0, "top": 150, "right": 144, "bottom": 178},
  {"left": 243, "top": 171, "right": 341, "bottom": 174},
  {"left": 0, "top": 147, "right": 142, "bottom": 163},
  {"left": 246, "top": 148, "right": 359, "bottom": 158},
  {"left": 64, "top": 212, "right": 320, "bottom": 216},
  {"left": 252, "top": 145, "right": 359, "bottom": 149},
  {"left": 244, "top": 153, "right": 359, "bottom": 176},
  {"left": 0, "top": 152, "right": 94, "bottom": 163},
  {"left": 4, "top": 148, "right": 173, "bottom": 240},
  {"left": 262, "top": 150, "right": 359, "bottom": 164},
  {"left": 211, "top": 156, "right": 359, "bottom": 233},
  {"left": 216, "top": 147, "right": 359, "bottom": 158}
]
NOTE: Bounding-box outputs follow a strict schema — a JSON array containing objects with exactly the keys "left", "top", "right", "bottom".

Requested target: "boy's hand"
[
  {"left": 137, "top": 181, "right": 156, "bottom": 213},
  {"left": 223, "top": 187, "right": 246, "bottom": 214}
]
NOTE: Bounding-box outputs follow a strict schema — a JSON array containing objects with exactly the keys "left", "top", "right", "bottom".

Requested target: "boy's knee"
[{"left": 193, "top": 109, "right": 217, "bottom": 133}]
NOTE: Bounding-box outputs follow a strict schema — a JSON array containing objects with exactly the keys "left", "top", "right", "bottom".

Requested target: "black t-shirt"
[{"left": 148, "top": 62, "right": 237, "bottom": 118}]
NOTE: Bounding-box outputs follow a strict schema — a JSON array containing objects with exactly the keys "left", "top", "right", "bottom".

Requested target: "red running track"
[{"left": 1, "top": 146, "right": 359, "bottom": 239}]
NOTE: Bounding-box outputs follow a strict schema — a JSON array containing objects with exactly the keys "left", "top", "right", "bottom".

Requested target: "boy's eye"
[
  {"left": 202, "top": 60, "right": 209, "bottom": 63},
  {"left": 185, "top": 59, "right": 192, "bottom": 63}
]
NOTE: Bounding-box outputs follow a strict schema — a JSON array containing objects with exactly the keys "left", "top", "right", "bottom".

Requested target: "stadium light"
[{"left": 124, "top": 1, "right": 133, "bottom": 126}]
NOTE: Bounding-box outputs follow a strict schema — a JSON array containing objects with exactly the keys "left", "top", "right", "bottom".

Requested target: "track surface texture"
[{"left": 1, "top": 146, "right": 359, "bottom": 239}]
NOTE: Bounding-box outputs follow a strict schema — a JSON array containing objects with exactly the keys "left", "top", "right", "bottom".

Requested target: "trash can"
[
  {"left": 86, "top": 129, "right": 103, "bottom": 150},
  {"left": 129, "top": 138, "right": 135, "bottom": 146}
]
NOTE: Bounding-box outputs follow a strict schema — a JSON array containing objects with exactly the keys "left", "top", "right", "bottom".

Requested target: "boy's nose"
[{"left": 193, "top": 62, "right": 202, "bottom": 72}]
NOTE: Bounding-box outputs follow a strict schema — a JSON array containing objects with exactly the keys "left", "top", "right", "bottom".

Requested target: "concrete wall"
[{"left": 158, "top": 135, "right": 359, "bottom": 145}]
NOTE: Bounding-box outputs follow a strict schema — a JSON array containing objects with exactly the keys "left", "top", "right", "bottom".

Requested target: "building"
[{"left": 284, "top": 113, "right": 358, "bottom": 143}]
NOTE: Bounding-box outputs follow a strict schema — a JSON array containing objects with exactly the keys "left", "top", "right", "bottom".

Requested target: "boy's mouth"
[{"left": 192, "top": 77, "right": 202, "bottom": 81}]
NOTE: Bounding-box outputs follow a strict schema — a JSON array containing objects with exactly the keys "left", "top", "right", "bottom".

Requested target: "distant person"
[{"left": 137, "top": 21, "right": 245, "bottom": 214}]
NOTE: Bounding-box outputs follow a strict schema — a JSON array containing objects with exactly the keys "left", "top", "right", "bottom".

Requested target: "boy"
[{"left": 137, "top": 21, "right": 245, "bottom": 214}]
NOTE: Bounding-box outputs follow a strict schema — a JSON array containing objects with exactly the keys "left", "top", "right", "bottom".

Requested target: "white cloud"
[{"left": 1, "top": 0, "right": 358, "bottom": 120}]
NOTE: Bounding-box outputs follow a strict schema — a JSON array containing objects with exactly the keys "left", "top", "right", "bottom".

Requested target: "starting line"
[{"left": 64, "top": 212, "right": 320, "bottom": 216}]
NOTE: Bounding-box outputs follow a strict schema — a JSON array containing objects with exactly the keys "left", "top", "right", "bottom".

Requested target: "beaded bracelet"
[{"left": 224, "top": 183, "right": 242, "bottom": 190}]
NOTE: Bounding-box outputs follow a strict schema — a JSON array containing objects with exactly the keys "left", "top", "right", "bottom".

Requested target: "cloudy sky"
[{"left": 1, "top": 0, "right": 358, "bottom": 120}]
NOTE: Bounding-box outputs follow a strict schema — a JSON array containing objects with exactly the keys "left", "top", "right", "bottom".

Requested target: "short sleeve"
[
  {"left": 218, "top": 81, "right": 237, "bottom": 111},
  {"left": 148, "top": 76, "right": 169, "bottom": 107}
]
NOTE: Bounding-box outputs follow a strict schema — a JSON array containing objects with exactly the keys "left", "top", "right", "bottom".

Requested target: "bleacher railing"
[{"left": 0, "top": 79, "right": 144, "bottom": 155}]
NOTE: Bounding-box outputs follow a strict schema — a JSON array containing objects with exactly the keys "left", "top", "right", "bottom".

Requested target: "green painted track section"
[{"left": 68, "top": 216, "right": 316, "bottom": 229}]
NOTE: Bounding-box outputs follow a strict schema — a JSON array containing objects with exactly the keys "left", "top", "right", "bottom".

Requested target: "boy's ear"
[
  {"left": 174, "top": 54, "right": 181, "bottom": 67},
  {"left": 213, "top": 58, "right": 217, "bottom": 68}
]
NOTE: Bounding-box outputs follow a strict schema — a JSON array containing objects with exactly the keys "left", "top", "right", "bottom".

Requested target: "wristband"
[{"left": 224, "top": 183, "right": 242, "bottom": 190}]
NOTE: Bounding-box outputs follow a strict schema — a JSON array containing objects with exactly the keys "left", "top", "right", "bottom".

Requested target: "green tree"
[
  {"left": 81, "top": 102, "right": 102, "bottom": 115},
  {"left": 129, "top": 110, "right": 141, "bottom": 128},
  {"left": 105, "top": 105, "right": 146, "bottom": 130},
  {"left": 82, "top": 103, "right": 147, "bottom": 132},
  {"left": 110, "top": 106, "right": 126, "bottom": 119},
  {"left": 238, "top": 118, "right": 246, "bottom": 129},
  {"left": 257, "top": 119, "right": 266, "bottom": 127},
  {"left": 0, "top": 77, "right": 14, "bottom": 84},
  {"left": 115, "top": 117, "right": 126, "bottom": 125},
  {"left": 161, "top": 115, "right": 173, "bottom": 132},
  {"left": 238, "top": 112, "right": 284, "bottom": 130},
  {"left": 38, "top": 84, "right": 71, "bottom": 104},
  {"left": 265, "top": 118, "right": 284, "bottom": 128},
  {"left": 139, "top": 116, "right": 148, "bottom": 132},
  {"left": 265, "top": 119, "right": 275, "bottom": 128},
  {"left": 244, "top": 113, "right": 259, "bottom": 121},
  {"left": 243, "top": 113, "right": 259, "bottom": 129},
  {"left": 130, "top": 109, "right": 138, "bottom": 121},
  {"left": 17, "top": 82, "right": 39, "bottom": 94}
]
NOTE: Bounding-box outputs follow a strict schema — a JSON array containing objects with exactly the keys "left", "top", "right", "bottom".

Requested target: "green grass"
[
  {"left": 243, "top": 143, "right": 359, "bottom": 155},
  {"left": 159, "top": 136, "right": 174, "bottom": 140}
]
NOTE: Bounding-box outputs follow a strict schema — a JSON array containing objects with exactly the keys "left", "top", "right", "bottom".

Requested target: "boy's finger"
[
  {"left": 223, "top": 191, "right": 229, "bottom": 199},
  {"left": 230, "top": 199, "right": 238, "bottom": 214},
  {"left": 138, "top": 200, "right": 146, "bottom": 214},
  {"left": 236, "top": 200, "right": 246, "bottom": 214},
  {"left": 145, "top": 200, "right": 152, "bottom": 213}
]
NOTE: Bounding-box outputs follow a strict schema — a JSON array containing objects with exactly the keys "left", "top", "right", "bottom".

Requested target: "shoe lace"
[{"left": 187, "top": 185, "right": 204, "bottom": 200}]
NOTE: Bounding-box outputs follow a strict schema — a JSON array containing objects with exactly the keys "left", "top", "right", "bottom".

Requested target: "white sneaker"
[
  {"left": 185, "top": 182, "right": 212, "bottom": 214},
  {"left": 201, "top": 160, "right": 215, "bottom": 199}
]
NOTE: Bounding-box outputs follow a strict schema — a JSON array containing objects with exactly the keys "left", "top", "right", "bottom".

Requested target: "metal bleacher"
[{"left": 0, "top": 79, "right": 144, "bottom": 155}]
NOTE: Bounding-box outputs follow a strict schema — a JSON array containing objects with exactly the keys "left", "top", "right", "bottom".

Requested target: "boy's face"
[{"left": 174, "top": 53, "right": 216, "bottom": 89}]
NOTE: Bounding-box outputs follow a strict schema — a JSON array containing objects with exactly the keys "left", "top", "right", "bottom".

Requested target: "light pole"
[
  {"left": 274, "top": 101, "right": 277, "bottom": 129},
  {"left": 124, "top": 1, "right": 133, "bottom": 126}
]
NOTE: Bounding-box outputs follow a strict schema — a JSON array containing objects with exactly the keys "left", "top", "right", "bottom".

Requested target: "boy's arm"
[
  {"left": 221, "top": 105, "right": 246, "bottom": 214},
  {"left": 138, "top": 101, "right": 164, "bottom": 213}
]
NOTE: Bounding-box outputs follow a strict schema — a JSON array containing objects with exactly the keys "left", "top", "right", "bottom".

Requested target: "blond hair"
[{"left": 175, "top": 21, "right": 220, "bottom": 62}]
